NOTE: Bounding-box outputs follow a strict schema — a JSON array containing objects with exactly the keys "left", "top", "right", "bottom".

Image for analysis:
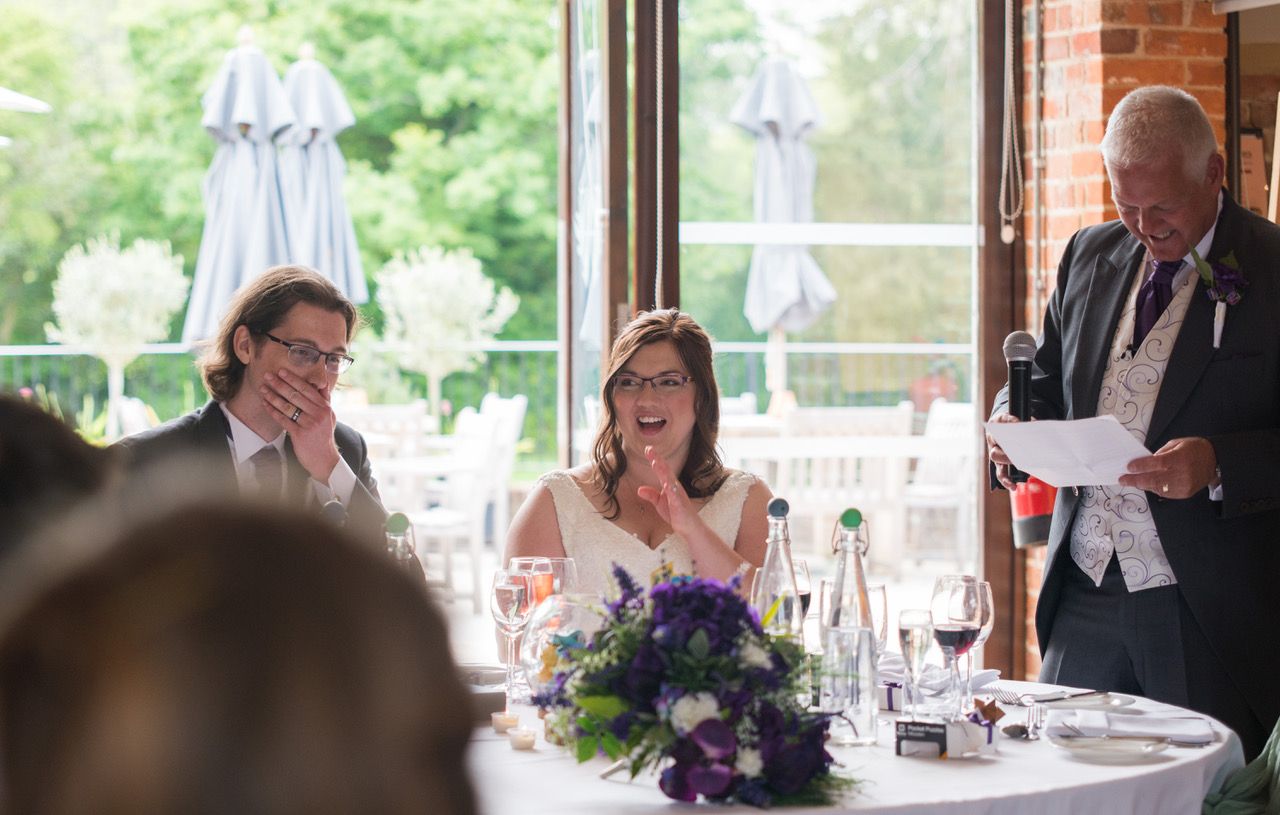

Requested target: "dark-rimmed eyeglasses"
[
  {"left": 261, "top": 332, "right": 355, "bottom": 374},
  {"left": 612, "top": 373, "right": 693, "bottom": 394}
]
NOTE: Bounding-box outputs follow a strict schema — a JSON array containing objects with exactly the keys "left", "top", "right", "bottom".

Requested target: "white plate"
[
  {"left": 1039, "top": 692, "right": 1135, "bottom": 711},
  {"left": 1049, "top": 735, "right": 1169, "bottom": 763}
]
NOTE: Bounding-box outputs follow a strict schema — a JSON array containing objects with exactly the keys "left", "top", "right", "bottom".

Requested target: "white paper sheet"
[{"left": 983, "top": 415, "right": 1151, "bottom": 488}]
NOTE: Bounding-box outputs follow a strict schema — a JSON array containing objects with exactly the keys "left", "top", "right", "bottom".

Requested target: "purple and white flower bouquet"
[{"left": 535, "top": 567, "right": 853, "bottom": 808}]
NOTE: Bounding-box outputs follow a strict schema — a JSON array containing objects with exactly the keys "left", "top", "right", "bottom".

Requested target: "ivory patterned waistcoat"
[{"left": 1068, "top": 259, "right": 1196, "bottom": 591}]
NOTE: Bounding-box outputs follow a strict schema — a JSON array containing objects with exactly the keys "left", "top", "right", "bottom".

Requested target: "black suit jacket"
[
  {"left": 116, "top": 401, "right": 387, "bottom": 546},
  {"left": 992, "top": 191, "right": 1280, "bottom": 737}
]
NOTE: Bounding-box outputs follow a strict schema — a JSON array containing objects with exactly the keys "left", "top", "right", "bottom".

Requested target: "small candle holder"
[
  {"left": 491, "top": 710, "right": 520, "bottom": 734},
  {"left": 508, "top": 726, "right": 536, "bottom": 750}
]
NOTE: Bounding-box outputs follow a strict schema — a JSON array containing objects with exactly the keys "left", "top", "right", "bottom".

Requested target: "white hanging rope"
[{"left": 997, "top": 0, "right": 1024, "bottom": 245}]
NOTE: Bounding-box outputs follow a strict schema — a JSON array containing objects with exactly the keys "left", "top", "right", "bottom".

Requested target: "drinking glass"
[
  {"left": 930, "top": 575, "right": 981, "bottom": 719},
  {"left": 897, "top": 609, "right": 933, "bottom": 721},
  {"left": 866, "top": 583, "right": 888, "bottom": 657},
  {"left": 491, "top": 568, "right": 534, "bottom": 711},
  {"left": 508, "top": 556, "right": 555, "bottom": 605},
  {"left": 819, "top": 626, "right": 878, "bottom": 745},
  {"left": 546, "top": 557, "right": 579, "bottom": 594},
  {"left": 965, "top": 581, "right": 995, "bottom": 709}
]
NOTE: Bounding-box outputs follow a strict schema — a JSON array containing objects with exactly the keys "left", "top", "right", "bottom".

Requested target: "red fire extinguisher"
[{"left": 1011, "top": 476, "right": 1057, "bottom": 548}]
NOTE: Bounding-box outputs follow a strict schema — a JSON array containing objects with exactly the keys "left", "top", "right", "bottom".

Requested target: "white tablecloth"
[{"left": 469, "top": 681, "right": 1244, "bottom": 815}]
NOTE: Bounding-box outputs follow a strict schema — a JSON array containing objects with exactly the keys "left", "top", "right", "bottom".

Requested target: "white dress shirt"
[{"left": 219, "top": 403, "right": 358, "bottom": 506}]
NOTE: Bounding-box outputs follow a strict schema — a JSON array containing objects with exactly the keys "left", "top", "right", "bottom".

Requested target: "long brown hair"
[
  {"left": 200, "top": 265, "right": 359, "bottom": 402},
  {"left": 590, "top": 309, "right": 726, "bottom": 519}
]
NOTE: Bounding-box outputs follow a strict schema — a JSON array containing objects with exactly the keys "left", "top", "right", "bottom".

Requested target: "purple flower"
[
  {"left": 691, "top": 718, "right": 736, "bottom": 760},
  {"left": 659, "top": 765, "right": 696, "bottom": 802},
  {"left": 736, "top": 778, "right": 773, "bottom": 808},
  {"left": 688, "top": 762, "right": 734, "bottom": 798},
  {"left": 1207, "top": 261, "right": 1247, "bottom": 305}
]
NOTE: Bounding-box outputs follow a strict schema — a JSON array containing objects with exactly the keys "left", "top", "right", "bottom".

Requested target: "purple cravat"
[{"left": 1133, "top": 259, "right": 1182, "bottom": 348}]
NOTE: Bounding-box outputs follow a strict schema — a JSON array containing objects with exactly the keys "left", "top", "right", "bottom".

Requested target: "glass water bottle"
[{"left": 751, "top": 496, "right": 803, "bottom": 638}]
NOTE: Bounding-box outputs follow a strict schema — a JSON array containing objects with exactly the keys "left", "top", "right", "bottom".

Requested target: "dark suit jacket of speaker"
[
  {"left": 117, "top": 400, "right": 388, "bottom": 546},
  {"left": 992, "top": 190, "right": 1280, "bottom": 741}
]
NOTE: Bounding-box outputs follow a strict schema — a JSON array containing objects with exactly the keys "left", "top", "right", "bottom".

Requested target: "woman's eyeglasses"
[
  {"left": 262, "top": 332, "right": 355, "bottom": 374},
  {"left": 612, "top": 373, "right": 693, "bottom": 394}
]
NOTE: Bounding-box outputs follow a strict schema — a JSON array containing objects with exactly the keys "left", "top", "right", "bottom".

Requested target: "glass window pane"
[{"left": 679, "top": 0, "right": 979, "bottom": 580}]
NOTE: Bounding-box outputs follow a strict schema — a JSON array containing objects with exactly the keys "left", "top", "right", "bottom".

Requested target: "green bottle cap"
[
  {"left": 839, "top": 508, "right": 863, "bottom": 529},
  {"left": 385, "top": 512, "right": 410, "bottom": 536},
  {"left": 766, "top": 497, "right": 790, "bottom": 518}
]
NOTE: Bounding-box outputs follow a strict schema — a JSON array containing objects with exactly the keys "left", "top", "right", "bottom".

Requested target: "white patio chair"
[
  {"left": 719, "top": 392, "right": 758, "bottom": 416},
  {"left": 375, "top": 408, "right": 499, "bottom": 612},
  {"left": 773, "top": 401, "right": 914, "bottom": 565},
  {"left": 333, "top": 399, "right": 438, "bottom": 462},
  {"left": 902, "top": 399, "right": 976, "bottom": 570},
  {"left": 480, "top": 392, "right": 528, "bottom": 543}
]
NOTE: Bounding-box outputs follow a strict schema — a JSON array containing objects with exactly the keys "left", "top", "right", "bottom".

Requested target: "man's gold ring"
[
  {"left": 290, "top": 406, "right": 302, "bottom": 423},
  {"left": 1161, "top": 483, "right": 1169, "bottom": 494}
]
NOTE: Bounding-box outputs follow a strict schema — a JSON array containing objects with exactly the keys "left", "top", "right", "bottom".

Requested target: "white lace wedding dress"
[{"left": 538, "top": 469, "right": 758, "bottom": 598}]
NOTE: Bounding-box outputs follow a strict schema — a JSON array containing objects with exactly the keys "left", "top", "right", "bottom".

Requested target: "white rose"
[
  {"left": 735, "top": 748, "right": 763, "bottom": 778},
  {"left": 668, "top": 691, "right": 720, "bottom": 735},
  {"left": 740, "top": 640, "right": 773, "bottom": 670}
]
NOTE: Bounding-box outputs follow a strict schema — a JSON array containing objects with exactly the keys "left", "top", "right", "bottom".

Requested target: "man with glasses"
[{"left": 118, "top": 265, "right": 387, "bottom": 543}]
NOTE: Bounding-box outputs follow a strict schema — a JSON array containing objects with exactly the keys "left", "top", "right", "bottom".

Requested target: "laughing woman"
[{"left": 504, "top": 309, "right": 771, "bottom": 597}]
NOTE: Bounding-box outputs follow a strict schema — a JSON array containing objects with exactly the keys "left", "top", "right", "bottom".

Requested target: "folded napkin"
[
  {"left": 1045, "top": 710, "right": 1215, "bottom": 745},
  {"left": 877, "top": 652, "right": 999, "bottom": 695}
]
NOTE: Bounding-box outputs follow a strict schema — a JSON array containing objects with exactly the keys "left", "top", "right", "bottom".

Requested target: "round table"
[{"left": 469, "top": 682, "right": 1244, "bottom": 815}]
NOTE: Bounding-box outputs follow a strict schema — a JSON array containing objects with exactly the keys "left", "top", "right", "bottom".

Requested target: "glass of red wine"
[{"left": 929, "top": 575, "right": 981, "bottom": 720}]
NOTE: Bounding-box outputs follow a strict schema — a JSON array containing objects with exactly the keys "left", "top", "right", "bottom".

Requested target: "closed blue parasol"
[
  {"left": 183, "top": 29, "right": 296, "bottom": 343},
  {"left": 279, "top": 44, "right": 366, "bottom": 303}
]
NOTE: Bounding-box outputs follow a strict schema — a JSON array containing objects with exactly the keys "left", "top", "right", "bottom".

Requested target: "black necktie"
[
  {"left": 250, "top": 446, "right": 284, "bottom": 499},
  {"left": 1133, "top": 259, "right": 1182, "bottom": 348}
]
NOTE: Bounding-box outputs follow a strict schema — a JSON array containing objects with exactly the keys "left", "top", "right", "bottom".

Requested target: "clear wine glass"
[
  {"left": 508, "top": 556, "right": 554, "bottom": 606},
  {"left": 491, "top": 568, "right": 534, "bottom": 711},
  {"left": 930, "top": 575, "right": 981, "bottom": 720},
  {"left": 966, "top": 581, "right": 995, "bottom": 708},
  {"left": 546, "top": 556, "right": 579, "bottom": 595},
  {"left": 897, "top": 609, "right": 933, "bottom": 721}
]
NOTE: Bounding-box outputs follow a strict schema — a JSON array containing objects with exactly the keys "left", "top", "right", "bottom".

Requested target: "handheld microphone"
[
  {"left": 321, "top": 499, "right": 348, "bottom": 528},
  {"left": 1002, "top": 330, "right": 1037, "bottom": 484}
]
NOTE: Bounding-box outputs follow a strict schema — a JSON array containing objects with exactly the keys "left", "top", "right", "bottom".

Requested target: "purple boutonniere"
[{"left": 1189, "top": 248, "right": 1248, "bottom": 349}]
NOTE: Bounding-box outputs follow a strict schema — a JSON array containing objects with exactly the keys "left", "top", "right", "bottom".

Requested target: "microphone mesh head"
[{"left": 1003, "top": 331, "right": 1037, "bottom": 362}]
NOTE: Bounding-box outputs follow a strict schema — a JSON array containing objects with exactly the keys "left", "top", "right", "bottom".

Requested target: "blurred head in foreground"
[
  {"left": 0, "top": 392, "right": 117, "bottom": 555},
  {"left": 0, "top": 503, "right": 475, "bottom": 815}
]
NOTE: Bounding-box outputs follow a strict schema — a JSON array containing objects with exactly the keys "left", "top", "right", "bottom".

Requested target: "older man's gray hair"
[{"left": 1100, "top": 85, "right": 1218, "bottom": 182}]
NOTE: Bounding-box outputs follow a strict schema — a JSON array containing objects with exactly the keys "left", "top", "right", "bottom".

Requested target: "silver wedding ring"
[
  {"left": 290, "top": 406, "right": 302, "bottom": 423},
  {"left": 1161, "top": 483, "right": 1169, "bottom": 494}
]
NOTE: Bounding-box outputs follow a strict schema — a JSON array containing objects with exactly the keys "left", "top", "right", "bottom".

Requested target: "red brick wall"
[{"left": 1016, "top": 0, "right": 1227, "bottom": 678}]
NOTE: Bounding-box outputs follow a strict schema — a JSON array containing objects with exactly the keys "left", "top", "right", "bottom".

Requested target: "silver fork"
[
  {"left": 988, "top": 685, "right": 1029, "bottom": 706},
  {"left": 1027, "top": 704, "right": 1044, "bottom": 739}
]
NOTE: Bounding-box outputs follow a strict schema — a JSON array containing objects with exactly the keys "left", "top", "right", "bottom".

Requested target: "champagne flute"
[
  {"left": 965, "top": 581, "right": 995, "bottom": 708},
  {"left": 491, "top": 568, "right": 534, "bottom": 711},
  {"left": 930, "top": 575, "right": 981, "bottom": 719},
  {"left": 898, "top": 609, "right": 933, "bottom": 720}
]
